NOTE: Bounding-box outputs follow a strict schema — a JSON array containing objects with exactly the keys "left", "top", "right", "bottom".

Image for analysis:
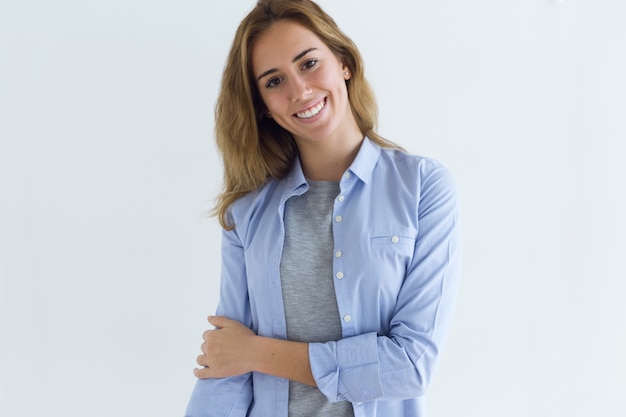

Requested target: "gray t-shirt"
[{"left": 280, "top": 180, "right": 354, "bottom": 417}]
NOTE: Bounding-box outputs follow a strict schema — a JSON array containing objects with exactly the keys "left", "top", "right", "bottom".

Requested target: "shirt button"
[
  {"left": 338, "top": 195, "right": 345, "bottom": 202},
  {"left": 344, "top": 172, "right": 351, "bottom": 179},
  {"left": 343, "top": 315, "right": 352, "bottom": 322},
  {"left": 335, "top": 215, "right": 343, "bottom": 223},
  {"left": 335, "top": 250, "right": 342, "bottom": 258},
  {"left": 391, "top": 236, "right": 399, "bottom": 243},
  {"left": 336, "top": 272, "right": 344, "bottom": 279}
]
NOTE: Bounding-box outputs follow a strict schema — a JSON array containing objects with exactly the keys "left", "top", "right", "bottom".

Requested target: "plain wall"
[{"left": 1, "top": 1, "right": 625, "bottom": 416}]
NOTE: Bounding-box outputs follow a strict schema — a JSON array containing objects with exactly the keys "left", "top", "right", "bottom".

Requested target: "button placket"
[{"left": 333, "top": 180, "right": 354, "bottom": 333}]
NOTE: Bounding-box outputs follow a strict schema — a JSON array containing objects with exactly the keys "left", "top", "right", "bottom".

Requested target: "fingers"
[
  {"left": 197, "top": 353, "right": 208, "bottom": 367},
  {"left": 195, "top": 349, "right": 212, "bottom": 379},
  {"left": 194, "top": 366, "right": 212, "bottom": 379},
  {"left": 202, "top": 329, "right": 211, "bottom": 341},
  {"left": 207, "top": 315, "right": 231, "bottom": 328},
  {"left": 193, "top": 315, "right": 234, "bottom": 380}
]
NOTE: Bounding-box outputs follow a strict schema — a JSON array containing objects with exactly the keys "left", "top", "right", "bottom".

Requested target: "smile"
[{"left": 295, "top": 98, "right": 326, "bottom": 119}]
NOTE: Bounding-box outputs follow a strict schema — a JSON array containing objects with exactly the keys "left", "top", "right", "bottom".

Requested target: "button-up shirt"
[{"left": 185, "top": 137, "right": 462, "bottom": 417}]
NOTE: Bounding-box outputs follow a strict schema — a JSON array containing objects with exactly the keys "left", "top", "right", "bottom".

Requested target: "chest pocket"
[
  {"left": 369, "top": 234, "right": 416, "bottom": 273},
  {"left": 364, "top": 234, "right": 417, "bottom": 307},
  {"left": 371, "top": 235, "right": 415, "bottom": 248}
]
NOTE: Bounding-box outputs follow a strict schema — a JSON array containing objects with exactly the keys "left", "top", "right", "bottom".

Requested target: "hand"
[{"left": 194, "top": 316, "right": 257, "bottom": 379}]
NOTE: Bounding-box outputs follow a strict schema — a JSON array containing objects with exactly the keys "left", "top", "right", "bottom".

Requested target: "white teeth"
[{"left": 296, "top": 100, "right": 325, "bottom": 119}]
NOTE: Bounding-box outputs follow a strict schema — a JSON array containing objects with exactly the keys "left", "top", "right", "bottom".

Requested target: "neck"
[{"left": 297, "top": 133, "right": 364, "bottom": 181}]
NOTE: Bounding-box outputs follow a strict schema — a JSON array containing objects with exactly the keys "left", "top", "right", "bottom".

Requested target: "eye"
[
  {"left": 301, "top": 59, "right": 318, "bottom": 70},
  {"left": 265, "top": 77, "right": 283, "bottom": 88}
]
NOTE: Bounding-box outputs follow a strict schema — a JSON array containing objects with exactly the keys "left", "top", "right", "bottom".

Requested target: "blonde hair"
[{"left": 214, "top": 0, "right": 399, "bottom": 229}]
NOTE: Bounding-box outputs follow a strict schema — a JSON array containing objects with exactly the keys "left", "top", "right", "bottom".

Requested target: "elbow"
[
  {"left": 409, "top": 342, "right": 441, "bottom": 397},
  {"left": 381, "top": 338, "right": 440, "bottom": 399},
  {"left": 402, "top": 362, "right": 433, "bottom": 398}
]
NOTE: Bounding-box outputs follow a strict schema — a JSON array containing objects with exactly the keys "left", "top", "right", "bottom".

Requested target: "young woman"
[{"left": 185, "top": 1, "right": 461, "bottom": 416}]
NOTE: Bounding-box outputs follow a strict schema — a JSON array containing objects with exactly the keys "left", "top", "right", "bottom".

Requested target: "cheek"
[
  {"left": 319, "top": 69, "right": 344, "bottom": 89},
  {"left": 325, "top": 72, "right": 350, "bottom": 98},
  {"left": 261, "top": 94, "right": 284, "bottom": 114},
  {"left": 261, "top": 86, "right": 289, "bottom": 110}
]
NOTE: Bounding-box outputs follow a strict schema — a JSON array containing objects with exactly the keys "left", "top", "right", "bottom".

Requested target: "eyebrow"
[{"left": 256, "top": 47, "right": 318, "bottom": 82}]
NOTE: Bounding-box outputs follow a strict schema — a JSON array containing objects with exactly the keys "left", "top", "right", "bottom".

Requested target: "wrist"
[
  {"left": 249, "top": 335, "right": 273, "bottom": 374},
  {"left": 247, "top": 335, "right": 261, "bottom": 373},
  {"left": 247, "top": 336, "right": 315, "bottom": 386}
]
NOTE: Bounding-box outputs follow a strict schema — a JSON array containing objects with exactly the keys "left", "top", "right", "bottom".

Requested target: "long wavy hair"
[{"left": 213, "top": 0, "right": 399, "bottom": 229}]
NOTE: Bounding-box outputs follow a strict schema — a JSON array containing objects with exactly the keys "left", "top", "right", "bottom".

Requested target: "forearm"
[{"left": 251, "top": 336, "right": 316, "bottom": 387}]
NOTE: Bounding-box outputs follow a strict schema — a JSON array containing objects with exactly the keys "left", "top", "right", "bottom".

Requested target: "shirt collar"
[
  {"left": 347, "top": 136, "right": 381, "bottom": 185},
  {"left": 283, "top": 156, "right": 308, "bottom": 191},
  {"left": 282, "top": 136, "right": 381, "bottom": 194}
]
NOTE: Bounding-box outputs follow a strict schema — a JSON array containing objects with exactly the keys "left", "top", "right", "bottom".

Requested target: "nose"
[{"left": 288, "top": 75, "right": 311, "bottom": 103}]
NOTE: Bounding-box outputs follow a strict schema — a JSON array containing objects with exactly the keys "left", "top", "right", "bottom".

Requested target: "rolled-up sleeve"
[
  {"left": 309, "top": 165, "right": 461, "bottom": 403},
  {"left": 185, "top": 226, "right": 254, "bottom": 416},
  {"left": 309, "top": 332, "right": 383, "bottom": 403}
]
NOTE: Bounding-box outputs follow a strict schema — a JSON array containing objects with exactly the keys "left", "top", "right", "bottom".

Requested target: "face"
[{"left": 251, "top": 20, "right": 359, "bottom": 147}]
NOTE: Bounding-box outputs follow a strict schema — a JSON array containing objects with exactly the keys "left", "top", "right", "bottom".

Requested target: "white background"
[{"left": 1, "top": 1, "right": 625, "bottom": 416}]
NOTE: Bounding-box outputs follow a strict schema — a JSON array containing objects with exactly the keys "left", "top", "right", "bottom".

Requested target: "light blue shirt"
[{"left": 185, "top": 137, "right": 462, "bottom": 417}]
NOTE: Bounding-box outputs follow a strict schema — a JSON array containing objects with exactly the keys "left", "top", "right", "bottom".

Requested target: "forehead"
[{"left": 251, "top": 20, "right": 328, "bottom": 75}]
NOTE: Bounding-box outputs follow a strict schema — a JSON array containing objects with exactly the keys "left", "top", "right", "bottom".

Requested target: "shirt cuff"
[{"left": 309, "top": 332, "right": 384, "bottom": 403}]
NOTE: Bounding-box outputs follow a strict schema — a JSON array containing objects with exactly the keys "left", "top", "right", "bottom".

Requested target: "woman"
[{"left": 186, "top": 1, "right": 461, "bottom": 416}]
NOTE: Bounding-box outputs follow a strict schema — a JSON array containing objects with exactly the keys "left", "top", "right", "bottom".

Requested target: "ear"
[
  {"left": 336, "top": 56, "right": 351, "bottom": 80},
  {"left": 342, "top": 63, "right": 351, "bottom": 80}
]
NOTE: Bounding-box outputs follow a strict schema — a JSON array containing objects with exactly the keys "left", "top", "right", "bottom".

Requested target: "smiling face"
[{"left": 252, "top": 20, "right": 361, "bottom": 148}]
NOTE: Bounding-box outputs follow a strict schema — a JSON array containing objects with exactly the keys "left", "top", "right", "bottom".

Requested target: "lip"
[{"left": 292, "top": 97, "right": 327, "bottom": 121}]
